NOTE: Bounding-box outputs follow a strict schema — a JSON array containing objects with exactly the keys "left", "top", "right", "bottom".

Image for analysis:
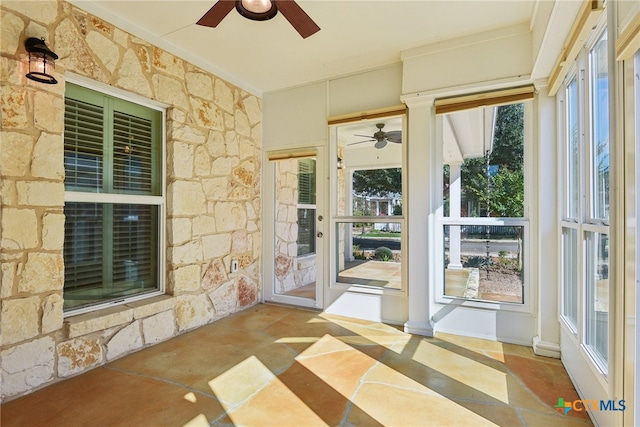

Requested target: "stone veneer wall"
[{"left": 0, "top": 0, "right": 261, "bottom": 401}]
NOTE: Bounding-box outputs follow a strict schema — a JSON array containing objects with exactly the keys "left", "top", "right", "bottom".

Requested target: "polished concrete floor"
[{"left": 2, "top": 304, "right": 592, "bottom": 427}]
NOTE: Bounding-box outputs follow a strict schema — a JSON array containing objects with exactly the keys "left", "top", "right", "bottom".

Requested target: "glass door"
[{"left": 263, "top": 148, "right": 325, "bottom": 309}]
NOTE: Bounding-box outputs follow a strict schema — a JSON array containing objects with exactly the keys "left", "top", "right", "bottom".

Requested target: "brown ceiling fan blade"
[
  {"left": 197, "top": 0, "right": 236, "bottom": 27},
  {"left": 275, "top": 0, "right": 320, "bottom": 38}
]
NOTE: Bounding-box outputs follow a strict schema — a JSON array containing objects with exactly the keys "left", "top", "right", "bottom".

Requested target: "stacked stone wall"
[{"left": 0, "top": 0, "right": 261, "bottom": 401}]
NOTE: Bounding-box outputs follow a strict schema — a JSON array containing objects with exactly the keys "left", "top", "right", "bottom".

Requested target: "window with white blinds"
[{"left": 63, "top": 82, "right": 164, "bottom": 313}]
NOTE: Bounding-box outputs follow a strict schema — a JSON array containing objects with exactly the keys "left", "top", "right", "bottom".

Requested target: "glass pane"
[
  {"left": 297, "top": 208, "right": 316, "bottom": 256},
  {"left": 112, "top": 204, "right": 158, "bottom": 287},
  {"left": 64, "top": 98, "right": 104, "bottom": 192},
  {"left": 336, "top": 222, "right": 402, "bottom": 290},
  {"left": 561, "top": 227, "right": 578, "bottom": 329},
  {"left": 352, "top": 168, "right": 402, "bottom": 216},
  {"left": 336, "top": 118, "right": 403, "bottom": 217},
  {"left": 566, "top": 77, "right": 580, "bottom": 218},
  {"left": 335, "top": 117, "right": 404, "bottom": 291},
  {"left": 63, "top": 202, "right": 159, "bottom": 311},
  {"left": 443, "top": 224, "right": 523, "bottom": 303},
  {"left": 298, "top": 159, "right": 316, "bottom": 205},
  {"left": 590, "top": 31, "right": 609, "bottom": 221},
  {"left": 444, "top": 104, "right": 524, "bottom": 219},
  {"left": 63, "top": 202, "right": 103, "bottom": 294},
  {"left": 273, "top": 158, "right": 317, "bottom": 299},
  {"left": 585, "top": 231, "right": 609, "bottom": 370},
  {"left": 113, "top": 110, "right": 155, "bottom": 194}
]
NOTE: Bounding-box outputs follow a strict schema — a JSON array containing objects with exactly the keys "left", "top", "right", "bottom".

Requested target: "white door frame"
[{"left": 262, "top": 145, "right": 326, "bottom": 309}]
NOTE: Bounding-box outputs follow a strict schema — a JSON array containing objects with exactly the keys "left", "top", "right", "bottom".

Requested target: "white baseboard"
[
  {"left": 533, "top": 335, "right": 561, "bottom": 358},
  {"left": 404, "top": 320, "right": 434, "bottom": 337}
]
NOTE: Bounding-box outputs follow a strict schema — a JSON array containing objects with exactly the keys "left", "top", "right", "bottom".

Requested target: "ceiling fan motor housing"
[{"left": 236, "top": 0, "right": 278, "bottom": 21}]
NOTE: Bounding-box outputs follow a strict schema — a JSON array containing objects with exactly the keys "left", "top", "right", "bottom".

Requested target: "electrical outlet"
[{"left": 231, "top": 259, "right": 239, "bottom": 273}]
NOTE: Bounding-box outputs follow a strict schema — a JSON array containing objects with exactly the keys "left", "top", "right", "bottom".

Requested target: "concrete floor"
[{"left": 1, "top": 304, "right": 592, "bottom": 427}]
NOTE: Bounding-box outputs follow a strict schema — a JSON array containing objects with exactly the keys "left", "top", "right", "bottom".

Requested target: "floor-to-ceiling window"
[
  {"left": 555, "top": 13, "right": 618, "bottom": 425},
  {"left": 559, "top": 25, "right": 611, "bottom": 376}
]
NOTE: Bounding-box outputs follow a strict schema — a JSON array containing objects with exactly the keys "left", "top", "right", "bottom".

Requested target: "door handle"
[{"left": 316, "top": 232, "right": 323, "bottom": 238}]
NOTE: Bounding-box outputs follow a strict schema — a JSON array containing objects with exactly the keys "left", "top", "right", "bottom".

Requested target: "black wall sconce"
[{"left": 25, "top": 37, "right": 58, "bottom": 84}]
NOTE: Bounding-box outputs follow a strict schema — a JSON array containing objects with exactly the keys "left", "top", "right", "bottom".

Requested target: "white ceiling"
[{"left": 70, "top": 0, "right": 539, "bottom": 95}]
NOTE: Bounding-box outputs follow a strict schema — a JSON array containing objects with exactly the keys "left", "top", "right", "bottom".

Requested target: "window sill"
[{"left": 64, "top": 295, "right": 176, "bottom": 338}]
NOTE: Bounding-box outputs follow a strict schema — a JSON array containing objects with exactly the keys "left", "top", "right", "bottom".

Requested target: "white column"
[
  {"left": 532, "top": 82, "right": 561, "bottom": 358},
  {"left": 448, "top": 162, "right": 463, "bottom": 269},
  {"left": 402, "top": 94, "right": 435, "bottom": 336}
]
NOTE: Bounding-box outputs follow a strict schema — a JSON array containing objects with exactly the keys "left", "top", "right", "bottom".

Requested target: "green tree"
[
  {"left": 469, "top": 169, "right": 524, "bottom": 217},
  {"left": 460, "top": 103, "right": 524, "bottom": 217},
  {"left": 458, "top": 103, "right": 525, "bottom": 267},
  {"left": 352, "top": 168, "right": 402, "bottom": 197}
]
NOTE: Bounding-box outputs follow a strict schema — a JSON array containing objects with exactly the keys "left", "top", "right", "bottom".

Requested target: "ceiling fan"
[
  {"left": 349, "top": 123, "right": 402, "bottom": 149},
  {"left": 197, "top": 0, "right": 320, "bottom": 39}
]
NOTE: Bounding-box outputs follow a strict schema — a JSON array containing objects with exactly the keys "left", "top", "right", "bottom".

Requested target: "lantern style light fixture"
[{"left": 25, "top": 37, "right": 58, "bottom": 84}]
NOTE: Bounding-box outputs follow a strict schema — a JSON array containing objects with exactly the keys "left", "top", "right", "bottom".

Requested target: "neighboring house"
[
  {"left": 1, "top": 2, "right": 639, "bottom": 426},
  {"left": 352, "top": 192, "right": 401, "bottom": 232}
]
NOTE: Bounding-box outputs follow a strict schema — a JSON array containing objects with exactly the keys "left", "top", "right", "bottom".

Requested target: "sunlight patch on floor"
[
  {"left": 436, "top": 332, "right": 507, "bottom": 362},
  {"left": 324, "top": 316, "right": 411, "bottom": 354},
  {"left": 298, "top": 334, "right": 499, "bottom": 426},
  {"left": 412, "top": 339, "right": 510, "bottom": 403},
  {"left": 208, "top": 355, "right": 276, "bottom": 409},
  {"left": 208, "top": 355, "right": 327, "bottom": 426},
  {"left": 181, "top": 413, "right": 209, "bottom": 427}
]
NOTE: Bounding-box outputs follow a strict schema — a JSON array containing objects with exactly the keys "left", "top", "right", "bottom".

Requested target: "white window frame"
[
  {"left": 63, "top": 73, "right": 168, "bottom": 316},
  {"left": 434, "top": 102, "right": 534, "bottom": 314},
  {"left": 329, "top": 115, "right": 407, "bottom": 296},
  {"left": 557, "top": 20, "right": 611, "bottom": 382}
]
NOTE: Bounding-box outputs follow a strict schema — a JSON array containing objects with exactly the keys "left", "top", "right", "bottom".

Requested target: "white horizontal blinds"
[
  {"left": 112, "top": 204, "right": 158, "bottom": 286},
  {"left": 63, "top": 202, "right": 103, "bottom": 290},
  {"left": 64, "top": 96, "right": 104, "bottom": 191},
  {"left": 434, "top": 86, "right": 535, "bottom": 115}
]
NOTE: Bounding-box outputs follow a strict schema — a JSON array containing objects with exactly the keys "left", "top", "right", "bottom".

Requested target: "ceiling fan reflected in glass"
[
  {"left": 197, "top": 0, "right": 320, "bottom": 39},
  {"left": 349, "top": 123, "right": 402, "bottom": 149}
]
